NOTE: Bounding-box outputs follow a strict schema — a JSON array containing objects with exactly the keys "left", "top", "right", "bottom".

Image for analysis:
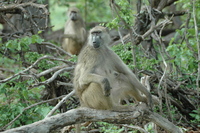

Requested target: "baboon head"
[
  {"left": 68, "top": 7, "right": 80, "bottom": 21},
  {"left": 88, "top": 26, "right": 111, "bottom": 49}
]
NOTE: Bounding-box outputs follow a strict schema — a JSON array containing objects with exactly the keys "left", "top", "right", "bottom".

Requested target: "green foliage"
[
  {"left": 144, "top": 123, "right": 156, "bottom": 133},
  {"left": 189, "top": 108, "right": 200, "bottom": 126},
  {"left": 49, "top": 0, "right": 112, "bottom": 30},
  {"left": 105, "top": 0, "right": 134, "bottom": 29},
  {"left": 98, "top": 122, "right": 125, "bottom": 133},
  {"left": 112, "top": 43, "right": 135, "bottom": 70},
  {"left": 36, "top": 0, "right": 47, "bottom": 4},
  {"left": 77, "top": 0, "right": 111, "bottom": 23},
  {"left": 176, "top": 0, "right": 200, "bottom": 27},
  {"left": 1, "top": 35, "right": 60, "bottom": 72},
  {"left": 0, "top": 78, "right": 52, "bottom": 128},
  {"left": 166, "top": 42, "right": 197, "bottom": 73},
  {"left": 112, "top": 43, "right": 159, "bottom": 71},
  {"left": 112, "top": 43, "right": 133, "bottom": 64},
  {"left": 1, "top": 0, "right": 200, "bottom": 131},
  {"left": 68, "top": 55, "right": 78, "bottom": 62},
  {"left": 49, "top": 0, "right": 68, "bottom": 30},
  {"left": 0, "top": 35, "right": 60, "bottom": 128},
  {"left": 1, "top": 35, "right": 43, "bottom": 53},
  {"left": 166, "top": 28, "right": 198, "bottom": 90}
]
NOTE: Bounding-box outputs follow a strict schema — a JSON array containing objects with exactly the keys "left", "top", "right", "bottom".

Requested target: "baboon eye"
[{"left": 92, "top": 31, "right": 102, "bottom": 35}]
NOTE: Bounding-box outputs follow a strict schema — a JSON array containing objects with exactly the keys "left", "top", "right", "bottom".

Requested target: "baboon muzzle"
[
  {"left": 71, "top": 13, "right": 78, "bottom": 21},
  {"left": 92, "top": 35, "right": 101, "bottom": 48}
]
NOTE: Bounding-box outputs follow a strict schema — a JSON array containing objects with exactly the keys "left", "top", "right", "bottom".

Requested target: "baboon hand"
[{"left": 102, "top": 78, "right": 112, "bottom": 96}]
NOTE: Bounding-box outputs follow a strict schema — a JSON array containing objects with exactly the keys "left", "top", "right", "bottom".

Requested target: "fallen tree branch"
[{"left": 2, "top": 104, "right": 182, "bottom": 133}]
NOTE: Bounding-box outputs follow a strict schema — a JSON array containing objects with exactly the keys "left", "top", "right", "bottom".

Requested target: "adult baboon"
[
  {"left": 62, "top": 7, "right": 86, "bottom": 55},
  {"left": 73, "top": 26, "right": 153, "bottom": 111}
]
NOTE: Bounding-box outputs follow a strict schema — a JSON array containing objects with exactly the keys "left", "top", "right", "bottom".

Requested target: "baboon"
[
  {"left": 62, "top": 7, "right": 86, "bottom": 55},
  {"left": 73, "top": 26, "right": 153, "bottom": 111}
]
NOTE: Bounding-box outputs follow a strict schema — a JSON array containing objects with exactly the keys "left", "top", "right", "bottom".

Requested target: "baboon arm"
[
  {"left": 81, "top": 73, "right": 111, "bottom": 96},
  {"left": 63, "top": 34, "right": 77, "bottom": 40},
  {"left": 80, "top": 28, "right": 87, "bottom": 43},
  {"left": 63, "top": 28, "right": 86, "bottom": 44},
  {"left": 82, "top": 74, "right": 104, "bottom": 84},
  {"left": 112, "top": 54, "right": 132, "bottom": 74},
  {"left": 112, "top": 53, "right": 153, "bottom": 108}
]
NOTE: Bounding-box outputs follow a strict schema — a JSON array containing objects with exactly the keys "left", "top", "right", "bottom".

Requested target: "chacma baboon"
[
  {"left": 73, "top": 26, "right": 153, "bottom": 111},
  {"left": 62, "top": 7, "right": 86, "bottom": 55}
]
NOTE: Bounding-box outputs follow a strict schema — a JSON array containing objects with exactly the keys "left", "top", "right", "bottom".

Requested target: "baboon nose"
[{"left": 93, "top": 41, "right": 100, "bottom": 48}]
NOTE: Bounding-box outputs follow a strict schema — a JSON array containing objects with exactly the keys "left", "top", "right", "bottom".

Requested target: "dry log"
[{"left": 2, "top": 104, "right": 182, "bottom": 133}]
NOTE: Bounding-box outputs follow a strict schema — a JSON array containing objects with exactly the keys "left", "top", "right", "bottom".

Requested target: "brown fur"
[
  {"left": 73, "top": 26, "right": 153, "bottom": 111},
  {"left": 62, "top": 7, "right": 86, "bottom": 55}
]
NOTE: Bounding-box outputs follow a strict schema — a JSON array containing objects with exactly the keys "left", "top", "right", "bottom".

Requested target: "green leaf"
[
  {"left": 41, "top": 107, "right": 51, "bottom": 117},
  {"left": 17, "top": 42, "right": 21, "bottom": 51},
  {"left": 38, "top": 30, "right": 43, "bottom": 34},
  {"left": 187, "top": 29, "right": 195, "bottom": 35},
  {"left": 31, "top": 35, "right": 44, "bottom": 44}
]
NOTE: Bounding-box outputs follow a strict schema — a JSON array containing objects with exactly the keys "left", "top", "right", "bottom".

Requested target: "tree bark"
[{"left": 2, "top": 104, "right": 182, "bottom": 133}]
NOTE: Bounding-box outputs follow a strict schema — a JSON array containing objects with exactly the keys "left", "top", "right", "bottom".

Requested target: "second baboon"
[
  {"left": 62, "top": 7, "right": 86, "bottom": 55},
  {"left": 73, "top": 26, "right": 153, "bottom": 111}
]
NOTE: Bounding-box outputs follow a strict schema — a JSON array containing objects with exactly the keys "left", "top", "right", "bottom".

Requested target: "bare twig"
[
  {"left": 0, "top": 55, "right": 50, "bottom": 83},
  {"left": 41, "top": 42, "right": 72, "bottom": 57},
  {"left": 57, "top": 81, "right": 73, "bottom": 87},
  {"left": 36, "top": 65, "right": 69, "bottom": 78},
  {"left": 1, "top": 14, "right": 17, "bottom": 32},
  {"left": 0, "top": 56, "right": 74, "bottom": 83},
  {"left": 45, "top": 90, "right": 75, "bottom": 118},
  {"left": 31, "top": 67, "right": 74, "bottom": 88},
  {"left": 122, "top": 124, "right": 148, "bottom": 133}
]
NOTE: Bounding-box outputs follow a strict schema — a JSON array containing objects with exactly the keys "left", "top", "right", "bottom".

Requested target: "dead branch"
[
  {"left": 111, "top": 18, "right": 171, "bottom": 46},
  {"left": 31, "top": 67, "right": 74, "bottom": 88},
  {"left": 36, "top": 65, "right": 69, "bottom": 78},
  {"left": 0, "top": 55, "right": 74, "bottom": 83},
  {"left": 40, "top": 42, "right": 72, "bottom": 57},
  {"left": 0, "top": 55, "right": 51, "bottom": 83},
  {"left": 122, "top": 124, "right": 148, "bottom": 133},
  {"left": 2, "top": 104, "right": 182, "bottom": 133},
  {"left": 56, "top": 81, "right": 73, "bottom": 87},
  {"left": 0, "top": 1, "right": 49, "bottom": 27},
  {"left": 45, "top": 90, "right": 75, "bottom": 118}
]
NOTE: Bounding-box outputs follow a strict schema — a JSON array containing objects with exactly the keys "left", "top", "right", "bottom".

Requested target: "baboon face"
[
  {"left": 68, "top": 7, "right": 80, "bottom": 21},
  {"left": 89, "top": 26, "right": 111, "bottom": 49},
  {"left": 91, "top": 30, "right": 102, "bottom": 48},
  {"left": 70, "top": 11, "right": 78, "bottom": 21}
]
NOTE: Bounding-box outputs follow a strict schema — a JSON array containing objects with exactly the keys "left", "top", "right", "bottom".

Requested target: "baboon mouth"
[
  {"left": 93, "top": 43, "right": 100, "bottom": 48},
  {"left": 71, "top": 19, "right": 77, "bottom": 21}
]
